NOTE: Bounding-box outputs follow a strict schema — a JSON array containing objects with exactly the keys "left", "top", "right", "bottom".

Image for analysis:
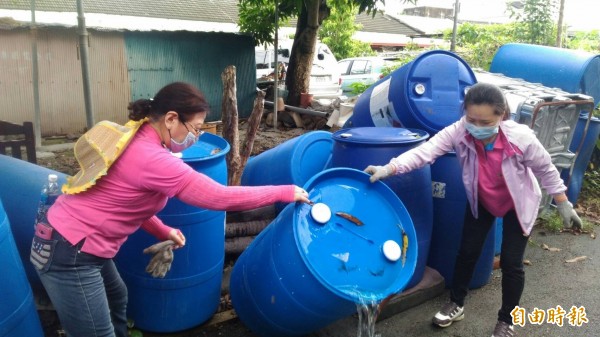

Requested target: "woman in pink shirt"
[
  {"left": 364, "top": 83, "right": 582, "bottom": 337},
  {"left": 31, "top": 82, "right": 309, "bottom": 337}
]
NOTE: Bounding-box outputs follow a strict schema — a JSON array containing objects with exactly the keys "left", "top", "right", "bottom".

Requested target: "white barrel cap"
[
  {"left": 382, "top": 240, "right": 401, "bottom": 262},
  {"left": 48, "top": 174, "right": 58, "bottom": 182},
  {"left": 310, "top": 202, "right": 331, "bottom": 224}
]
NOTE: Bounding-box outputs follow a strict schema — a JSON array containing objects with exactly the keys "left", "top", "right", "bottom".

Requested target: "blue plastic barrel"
[
  {"left": 490, "top": 43, "right": 600, "bottom": 106},
  {"left": 241, "top": 131, "right": 333, "bottom": 187},
  {"left": 0, "top": 155, "right": 67, "bottom": 293},
  {"left": 345, "top": 50, "right": 477, "bottom": 135},
  {"left": 230, "top": 168, "right": 418, "bottom": 337},
  {"left": 330, "top": 127, "right": 432, "bottom": 289},
  {"left": 427, "top": 153, "right": 495, "bottom": 289},
  {"left": 115, "top": 133, "right": 230, "bottom": 333},
  {"left": 0, "top": 198, "right": 44, "bottom": 337},
  {"left": 561, "top": 113, "right": 600, "bottom": 204}
]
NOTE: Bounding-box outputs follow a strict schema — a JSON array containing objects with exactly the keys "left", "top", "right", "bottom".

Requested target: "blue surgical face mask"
[
  {"left": 465, "top": 122, "right": 499, "bottom": 140},
  {"left": 169, "top": 130, "right": 197, "bottom": 153}
]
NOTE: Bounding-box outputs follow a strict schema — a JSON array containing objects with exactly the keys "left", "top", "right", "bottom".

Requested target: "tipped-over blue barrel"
[
  {"left": 330, "top": 127, "right": 432, "bottom": 289},
  {"left": 230, "top": 168, "right": 418, "bottom": 337},
  {"left": 241, "top": 131, "right": 333, "bottom": 187},
  {"left": 0, "top": 198, "right": 44, "bottom": 337},
  {"left": 490, "top": 43, "right": 600, "bottom": 106},
  {"left": 115, "top": 133, "right": 230, "bottom": 333},
  {"left": 344, "top": 50, "right": 476, "bottom": 136},
  {"left": 0, "top": 155, "right": 67, "bottom": 293},
  {"left": 428, "top": 152, "right": 495, "bottom": 289},
  {"left": 561, "top": 113, "right": 600, "bottom": 204}
]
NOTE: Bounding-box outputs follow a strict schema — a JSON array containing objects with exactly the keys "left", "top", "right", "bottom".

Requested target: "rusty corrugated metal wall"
[
  {"left": 0, "top": 27, "right": 256, "bottom": 136},
  {"left": 124, "top": 31, "right": 256, "bottom": 122},
  {"left": 0, "top": 27, "right": 130, "bottom": 136}
]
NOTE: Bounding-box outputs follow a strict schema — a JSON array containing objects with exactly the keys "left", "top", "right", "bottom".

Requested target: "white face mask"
[
  {"left": 169, "top": 130, "right": 197, "bottom": 153},
  {"left": 465, "top": 122, "right": 499, "bottom": 140}
]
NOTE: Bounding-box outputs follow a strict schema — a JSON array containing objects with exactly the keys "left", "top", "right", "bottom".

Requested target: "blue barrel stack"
[{"left": 9, "top": 43, "right": 599, "bottom": 335}]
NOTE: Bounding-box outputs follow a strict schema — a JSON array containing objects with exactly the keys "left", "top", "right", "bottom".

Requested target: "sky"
[{"left": 385, "top": 0, "right": 600, "bottom": 32}]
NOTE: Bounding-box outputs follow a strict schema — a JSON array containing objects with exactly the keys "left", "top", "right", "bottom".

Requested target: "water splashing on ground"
[{"left": 356, "top": 299, "right": 381, "bottom": 337}]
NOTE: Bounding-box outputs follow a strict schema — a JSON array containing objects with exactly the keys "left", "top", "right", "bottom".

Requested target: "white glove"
[
  {"left": 363, "top": 165, "right": 392, "bottom": 183},
  {"left": 556, "top": 200, "right": 582, "bottom": 230}
]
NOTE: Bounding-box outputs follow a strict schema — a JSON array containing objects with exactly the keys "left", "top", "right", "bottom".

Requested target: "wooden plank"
[{"left": 200, "top": 309, "right": 238, "bottom": 327}]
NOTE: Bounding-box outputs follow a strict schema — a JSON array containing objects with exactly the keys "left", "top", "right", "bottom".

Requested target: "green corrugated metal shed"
[{"left": 125, "top": 31, "right": 256, "bottom": 121}]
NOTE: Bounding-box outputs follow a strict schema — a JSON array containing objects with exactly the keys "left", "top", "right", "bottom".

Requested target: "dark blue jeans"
[
  {"left": 34, "top": 230, "right": 128, "bottom": 337},
  {"left": 450, "top": 203, "right": 529, "bottom": 325}
]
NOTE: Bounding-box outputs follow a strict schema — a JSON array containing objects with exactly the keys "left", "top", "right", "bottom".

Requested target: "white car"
[
  {"left": 338, "top": 56, "right": 398, "bottom": 93},
  {"left": 256, "top": 40, "right": 342, "bottom": 99}
]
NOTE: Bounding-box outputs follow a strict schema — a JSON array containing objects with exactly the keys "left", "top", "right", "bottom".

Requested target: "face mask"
[
  {"left": 169, "top": 130, "right": 197, "bottom": 153},
  {"left": 465, "top": 122, "right": 499, "bottom": 140}
]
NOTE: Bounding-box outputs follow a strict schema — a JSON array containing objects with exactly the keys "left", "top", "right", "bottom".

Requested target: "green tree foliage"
[
  {"left": 443, "top": 22, "right": 525, "bottom": 70},
  {"left": 238, "top": 0, "right": 416, "bottom": 105},
  {"left": 507, "top": 0, "right": 558, "bottom": 45},
  {"left": 238, "top": 0, "right": 293, "bottom": 47},
  {"left": 564, "top": 30, "right": 600, "bottom": 52},
  {"left": 444, "top": 22, "right": 599, "bottom": 71},
  {"left": 319, "top": 4, "right": 375, "bottom": 60}
]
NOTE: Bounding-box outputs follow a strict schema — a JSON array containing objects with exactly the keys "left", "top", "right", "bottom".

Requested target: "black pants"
[{"left": 450, "top": 203, "right": 529, "bottom": 324}]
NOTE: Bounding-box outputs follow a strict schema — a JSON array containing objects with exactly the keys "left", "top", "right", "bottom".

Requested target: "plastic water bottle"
[{"left": 36, "top": 174, "right": 60, "bottom": 225}]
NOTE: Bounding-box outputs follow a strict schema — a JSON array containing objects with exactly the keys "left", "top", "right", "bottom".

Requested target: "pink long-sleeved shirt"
[{"left": 48, "top": 123, "right": 295, "bottom": 258}]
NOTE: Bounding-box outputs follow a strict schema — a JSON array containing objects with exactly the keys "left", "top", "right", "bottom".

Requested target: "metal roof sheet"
[{"left": 0, "top": 0, "right": 239, "bottom": 24}]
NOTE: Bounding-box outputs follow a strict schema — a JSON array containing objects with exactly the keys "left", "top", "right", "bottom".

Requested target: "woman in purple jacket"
[{"left": 364, "top": 82, "right": 582, "bottom": 337}]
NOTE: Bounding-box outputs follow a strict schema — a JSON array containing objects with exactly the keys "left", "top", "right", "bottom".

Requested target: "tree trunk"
[
  {"left": 221, "top": 65, "right": 241, "bottom": 186},
  {"left": 285, "top": 0, "right": 330, "bottom": 106},
  {"left": 556, "top": 0, "right": 565, "bottom": 47},
  {"left": 229, "top": 90, "right": 266, "bottom": 186}
]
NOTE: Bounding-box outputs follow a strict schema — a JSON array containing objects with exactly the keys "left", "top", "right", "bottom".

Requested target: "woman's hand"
[
  {"left": 293, "top": 185, "right": 310, "bottom": 204},
  {"left": 556, "top": 200, "right": 583, "bottom": 230},
  {"left": 364, "top": 165, "right": 392, "bottom": 183},
  {"left": 168, "top": 229, "right": 186, "bottom": 249}
]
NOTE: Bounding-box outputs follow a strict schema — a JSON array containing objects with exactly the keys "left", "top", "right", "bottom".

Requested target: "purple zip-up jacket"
[{"left": 388, "top": 117, "right": 566, "bottom": 235}]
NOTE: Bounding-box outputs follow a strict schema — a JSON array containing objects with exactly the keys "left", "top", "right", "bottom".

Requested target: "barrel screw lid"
[
  {"left": 382, "top": 240, "right": 401, "bottom": 262},
  {"left": 414, "top": 83, "right": 426, "bottom": 95},
  {"left": 310, "top": 203, "right": 332, "bottom": 224}
]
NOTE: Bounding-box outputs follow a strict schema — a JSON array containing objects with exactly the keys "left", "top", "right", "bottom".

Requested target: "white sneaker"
[{"left": 432, "top": 302, "right": 464, "bottom": 328}]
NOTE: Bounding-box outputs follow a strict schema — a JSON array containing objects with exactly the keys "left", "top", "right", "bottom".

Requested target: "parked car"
[
  {"left": 255, "top": 40, "right": 342, "bottom": 99},
  {"left": 337, "top": 56, "right": 398, "bottom": 93}
]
